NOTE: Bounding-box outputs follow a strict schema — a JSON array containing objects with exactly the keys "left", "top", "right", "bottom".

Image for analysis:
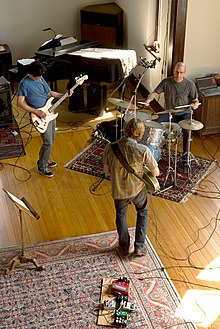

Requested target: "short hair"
[
  {"left": 123, "top": 118, "right": 145, "bottom": 140},
  {"left": 174, "top": 62, "right": 186, "bottom": 72},
  {"left": 28, "top": 61, "right": 46, "bottom": 77}
]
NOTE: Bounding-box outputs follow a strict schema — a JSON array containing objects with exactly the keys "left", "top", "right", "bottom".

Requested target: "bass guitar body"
[
  {"left": 142, "top": 166, "right": 160, "bottom": 194},
  {"left": 31, "top": 98, "right": 58, "bottom": 133}
]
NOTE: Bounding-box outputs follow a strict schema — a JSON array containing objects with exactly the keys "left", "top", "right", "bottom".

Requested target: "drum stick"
[{"left": 175, "top": 103, "right": 201, "bottom": 109}]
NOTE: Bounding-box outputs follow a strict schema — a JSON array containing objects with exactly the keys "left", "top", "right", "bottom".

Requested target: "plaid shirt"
[{"left": 103, "top": 137, "right": 158, "bottom": 199}]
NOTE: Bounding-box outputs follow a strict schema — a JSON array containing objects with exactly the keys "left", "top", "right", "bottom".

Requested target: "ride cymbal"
[{"left": 178, "top": 119, "right": 204, "bottom": 131}]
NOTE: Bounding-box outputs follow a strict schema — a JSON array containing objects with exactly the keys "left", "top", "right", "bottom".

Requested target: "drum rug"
[
  {"left": 65, "top": 138, "right": 215, "bottom": 203},
  {"left": 0, "top": 118, "right": 26, "bottom": 160},
  {"left": 0, "top": 229, "right": 196, "bottom": 328}
]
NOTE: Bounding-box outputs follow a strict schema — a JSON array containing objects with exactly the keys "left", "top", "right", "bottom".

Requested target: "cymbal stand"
[
  {"left": 114, "top": 106, "right": 125, "bottom": 141},
  {"left": 184, "top": 110, "right": 200, "bottom": 180},
  {"left": 164, "top": 112, "right": 177, "bottom": 187}
]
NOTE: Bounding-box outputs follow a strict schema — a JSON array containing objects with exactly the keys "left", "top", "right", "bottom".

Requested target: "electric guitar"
[
  {"left": 31, "top": 74, "right": 88, "bottom": 133},
  {"left": 142, "top": 166, "right": 160, "bottom": 194}
]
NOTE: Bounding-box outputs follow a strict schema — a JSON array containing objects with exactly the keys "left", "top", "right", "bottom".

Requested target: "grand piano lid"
[{"left": 67, "top": 48, "right": 137, "bottom": 77}]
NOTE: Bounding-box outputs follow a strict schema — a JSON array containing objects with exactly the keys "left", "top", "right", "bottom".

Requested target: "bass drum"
[{"left": 124, "top": 111, "right": 151, "bottom": 123}]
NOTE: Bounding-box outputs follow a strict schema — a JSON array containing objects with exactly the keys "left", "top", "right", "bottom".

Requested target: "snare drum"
[
  {"left": 161, "top": 122, "right": 182, "bottom": 142},
  {"left": 124, "top": 111, "right": 151, "bottom": 123}
]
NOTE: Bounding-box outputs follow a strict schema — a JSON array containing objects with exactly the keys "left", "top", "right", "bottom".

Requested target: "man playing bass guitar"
[{"left": 17, "top": 61, "right": 74, "bottom": 178}]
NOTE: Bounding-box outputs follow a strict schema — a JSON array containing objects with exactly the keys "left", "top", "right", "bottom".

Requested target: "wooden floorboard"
[{"left": 1, "top": 81, "right": 220, "bottom": 328}]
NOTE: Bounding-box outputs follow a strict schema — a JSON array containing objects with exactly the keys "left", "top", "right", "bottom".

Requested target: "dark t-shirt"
[{"left": 154, "top": 76, "right": 198, "bottom": 114}]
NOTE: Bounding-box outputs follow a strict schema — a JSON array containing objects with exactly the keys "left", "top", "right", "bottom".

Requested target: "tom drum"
[{"left": 124, "top": 111, "right": 151, "bottom": 123}]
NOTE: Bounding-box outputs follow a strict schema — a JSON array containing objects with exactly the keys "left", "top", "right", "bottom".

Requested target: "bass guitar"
[{"left": 31, "top": 74, "right": 88, "bottom": 133}]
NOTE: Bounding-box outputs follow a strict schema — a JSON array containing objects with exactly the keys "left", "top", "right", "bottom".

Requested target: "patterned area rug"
[
  {"left": 65, "top": 138, "right": 215, "bottom": 203},
  {"left": 0, "top": 118, "right": 26, "bottom": 159},
  {"left": 0, "top": 229, "right": 195, "bottom": 329}
]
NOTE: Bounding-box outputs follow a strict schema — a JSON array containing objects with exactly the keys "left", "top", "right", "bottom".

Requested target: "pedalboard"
[{"left": 97, "top": 277, "right": 135, "bottom": 327}]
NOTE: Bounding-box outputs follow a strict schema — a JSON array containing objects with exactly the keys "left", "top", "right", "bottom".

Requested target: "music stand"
[{"left": 3, "top": 189, "right": 44, "bottom": 275}]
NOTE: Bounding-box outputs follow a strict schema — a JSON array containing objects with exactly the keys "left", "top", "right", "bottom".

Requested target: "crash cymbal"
[
  {"left": 108, "top": 98, "right": 135, "bottom": 110},
  {"left": 157, "top": 108, "right": 186, "bottom": 115},
  {"left": 144, "top": 121, "right": 164, "bottom": 129},
  {"left": 179, "top": 119, "right": 204, "bottom": 131}
]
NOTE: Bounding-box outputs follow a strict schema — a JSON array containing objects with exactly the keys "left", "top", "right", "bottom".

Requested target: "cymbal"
[
  {"left": 144, "top": 121, "right": 164, "bottom": 129},
  {"left": 178, "top": 119, "right": 204, "bottom": 131},
  {"left": 108, "top": 98, "right": 135, "bottom": 110},
  {"left": 157, "top": 108, "right": 186, "bottom": 115}
]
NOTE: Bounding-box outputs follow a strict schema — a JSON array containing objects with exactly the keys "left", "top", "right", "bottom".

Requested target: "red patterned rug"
[
  {"left": 0, "top": 118, "right": 25, "bottom": 160},
  {"left": 65, "top": 138, "right": 215, "bottom": 203},
  {"left": 0, "top": 230, "right": 195, "bottom": 329}
]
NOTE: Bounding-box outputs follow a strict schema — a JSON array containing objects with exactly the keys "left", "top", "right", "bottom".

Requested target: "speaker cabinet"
[
  {"left": 87, "top": 84, "right": 107, "bottom": 116},
  {"left": 0, "top": 45, "right": 12, "bottom": 80},
  {"left": 0, "top": 76, "right": 13, "bottom": 127},
  {"left": 68, "top": 84, "right": 84, "bottom": 112},
  {"left": 81, "top": 3, "right": 123, "bottom": 48}
]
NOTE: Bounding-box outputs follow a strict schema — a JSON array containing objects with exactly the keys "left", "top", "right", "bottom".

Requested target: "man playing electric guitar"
[
  {"left": 17, "top": 60, "right": 74, "bottom": 178},
  {"left": 103, "top": 118, "right": 160, "bottom": 258}
]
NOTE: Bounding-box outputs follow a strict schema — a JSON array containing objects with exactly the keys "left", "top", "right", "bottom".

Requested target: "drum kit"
[{"left": 106, "top": 98, "right": 204, "bottom": 187}]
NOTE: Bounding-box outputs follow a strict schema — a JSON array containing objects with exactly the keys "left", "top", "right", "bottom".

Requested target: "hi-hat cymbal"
[
  {"left": 144, "top": 121, "right": 164, "bottom": 129},
  {"left": 157, "top": 108, "right": 186, "bottom": 115},
  {"left": 108, "top": 98, "right": 135, "bottom": 110},
  {"left": 179, "top": 119, "right": 204, "bottom": 131}
]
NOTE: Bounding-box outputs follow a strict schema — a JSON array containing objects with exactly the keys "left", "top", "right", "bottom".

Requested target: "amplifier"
[{"left": 0, "top": 76, "right": 13, "bottom": 127}]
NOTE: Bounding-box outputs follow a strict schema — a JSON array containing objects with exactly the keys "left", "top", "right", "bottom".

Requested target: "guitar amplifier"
[{"left": 0, "top": 76, "right": 13, "bottom": 127}]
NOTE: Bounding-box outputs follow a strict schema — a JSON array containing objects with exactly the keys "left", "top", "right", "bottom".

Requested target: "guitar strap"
[{"left": 110, "top": 143, "right": 146, "bottom": 183}]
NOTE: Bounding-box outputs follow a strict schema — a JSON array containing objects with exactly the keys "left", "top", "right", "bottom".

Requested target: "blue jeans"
[
  {"left": 114, "top": 187, "right": 148, "bottom": 251},
  {"left": 157, "top": 112, "right": 191, "bottom": 155},
  {"left": 38, "top": 119, "right": 56, "bottom": 170}
]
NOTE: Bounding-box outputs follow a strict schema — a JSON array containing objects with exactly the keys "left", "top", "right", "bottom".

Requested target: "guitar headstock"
[{"left": 75, "top": 74, "right": 88, "bottom": 85}]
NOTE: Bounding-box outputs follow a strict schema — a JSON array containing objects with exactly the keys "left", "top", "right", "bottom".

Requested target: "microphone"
[
  {"left": 43, "top": 27, "right": 56, "bottom": 39},
  {"left": 138, "top": 56, "right": 156, "bottom": 69},
  {"left": 143, "top": 44, "right": 161, "bottom": 62},
  {"left": 21, "top": 197, "right": 40, "bottom": 220}
]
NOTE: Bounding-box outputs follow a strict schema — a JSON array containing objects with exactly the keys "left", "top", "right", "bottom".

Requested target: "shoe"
[
  {"left": 133, "top": 247, "right": 147, "bottom": 257},
  {"left": 37, "top": 160, "right": 57, "bottom": 168},
  {"left": 38, "top": 167, "right": 54, "bottom": 178},
  {"left": 48, "top": 161, "right": 57, "bottom": 168},
  {"left": 119, "top": 246, "right": 129, "bottom": 256}
]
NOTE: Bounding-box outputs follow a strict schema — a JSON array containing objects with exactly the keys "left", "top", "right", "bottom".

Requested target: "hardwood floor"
[{"left": 1, "top": 81, "right": 220, "bottom": 328}]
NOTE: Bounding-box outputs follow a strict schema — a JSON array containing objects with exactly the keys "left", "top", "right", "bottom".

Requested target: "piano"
[{"left": 35, "top": 40, "right": 137, "bottom": 114}]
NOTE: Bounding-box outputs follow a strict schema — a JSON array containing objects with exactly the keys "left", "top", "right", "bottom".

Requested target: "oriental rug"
[
  {"left": 65, "top": 138, "right": 215, "bottom": 203},
  {"left": 0, "top": 229, "right": 195, "bottom": 329},
  {"left": 0, "top": 118, "right": 26, "bottom": 160}
]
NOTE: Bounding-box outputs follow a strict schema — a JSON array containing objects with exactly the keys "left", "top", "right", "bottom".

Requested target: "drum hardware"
[
  {"left": 162, "top": 112, "right": 179, "bottom": 188},
  {"left": 179, "top": 115, "right": 204, "bottom": 178}
]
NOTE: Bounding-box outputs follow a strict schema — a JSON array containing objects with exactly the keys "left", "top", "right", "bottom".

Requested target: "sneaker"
[
  {"left": 48, "top": 161, "right": 57, "bottom": 168},
  {"left": 38, "top": 167, "right": 54, "bottom": 178},
  {"left": 133, "top": 247, "right": 147, "bottom": 257},
  {"left": 37, "top": 160, "right": 57, "bottom": 168}
]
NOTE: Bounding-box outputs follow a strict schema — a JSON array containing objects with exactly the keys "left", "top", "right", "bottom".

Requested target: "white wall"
[
  {"left": 184, "top": 0, "right": 220, "bottom": 80},
  {"left": 0, "top": 0, "right": 220, "bottom": 90}
]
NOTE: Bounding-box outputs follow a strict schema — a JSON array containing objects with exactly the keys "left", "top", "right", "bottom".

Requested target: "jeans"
[
  {"left": 38, "top": 119, "right": 56, "bottom": 170},
  {"left": 157, "top": 112, "right": 191, "bottom": 155},
  {"left": 114, "top": 187, "right": 148, "bottom": 251}
]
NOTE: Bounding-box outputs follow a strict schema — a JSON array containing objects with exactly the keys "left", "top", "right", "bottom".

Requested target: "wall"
[
  {"left": 184, "top": 0, "right": 220, "bottom": 80},
  {"left": 0, "top": 0, "right": 107, "bottom": 64},
  {"left": 0, "top": 0, "right": 220, "bottom": 90}
]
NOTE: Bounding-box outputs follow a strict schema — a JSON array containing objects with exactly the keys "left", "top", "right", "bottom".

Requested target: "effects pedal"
[
  {"left": 114, "top": 310, "right": 128, "bottom": 327},
  {"left": 111, "top": 277, "right": 130, "bottom": 296},
  {"left": 102, "top": 300, "right": 116, "bottom": 310}
]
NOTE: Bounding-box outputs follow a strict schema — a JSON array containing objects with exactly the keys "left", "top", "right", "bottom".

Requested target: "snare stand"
[{"left": 164, "top": 111, "right": 178, "bottom": 188}]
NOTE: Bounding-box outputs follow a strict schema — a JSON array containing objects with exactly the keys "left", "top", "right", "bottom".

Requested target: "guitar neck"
[{"left": 48, "top": 82, "right": 80, "bottom": 113}]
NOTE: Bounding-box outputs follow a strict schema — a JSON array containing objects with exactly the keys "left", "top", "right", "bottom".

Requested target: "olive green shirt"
[{"left": 103, "top": 137, "right": 158, "bottom": 199}]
